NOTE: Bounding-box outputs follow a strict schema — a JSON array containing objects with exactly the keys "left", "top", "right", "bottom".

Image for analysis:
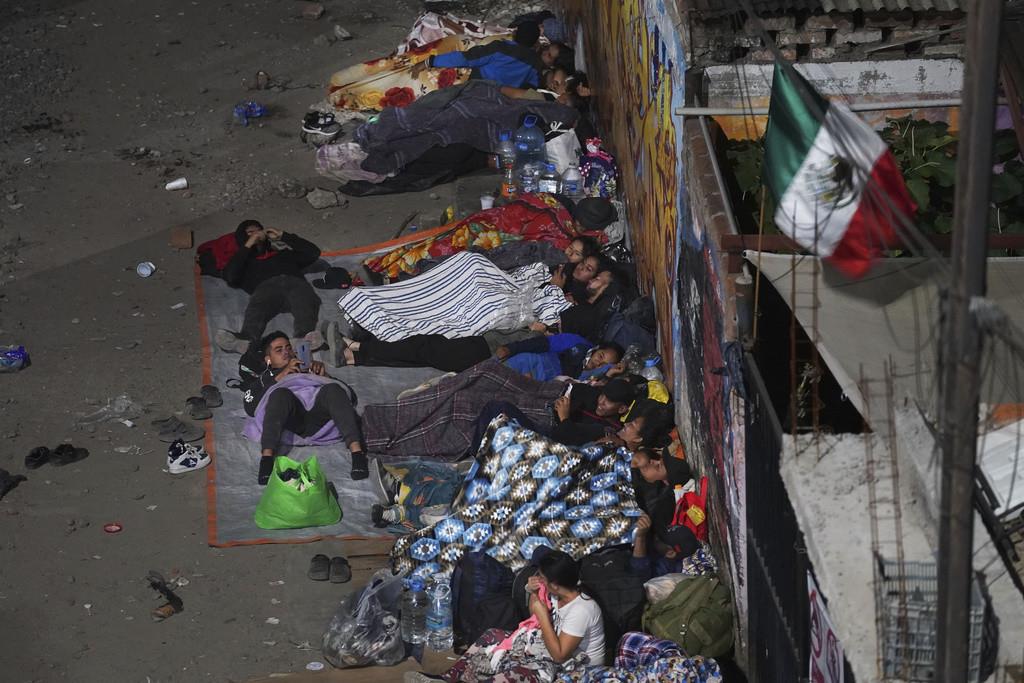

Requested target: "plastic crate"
[{"left": 875, "top": 557, "right": 984, "bottom": 682}]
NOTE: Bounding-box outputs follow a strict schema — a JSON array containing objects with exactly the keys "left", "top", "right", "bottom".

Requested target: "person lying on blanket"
[
  {"left": 411, "top": 20, "right": 544, "bottom": 89},
  {"left": 213, "top": 220, "right": 324, "bottom": 355},
  {"left": 238, "top": 331, "right": 369, "bottom": 485},
  {"left": 406, "top": 549, "right": 606, "bottom": 683},
  {"left": 533, "top": 266, "right": 622, "bottom": 340},
  {"left": 628, "top": 447, "right": 699, "bottom": 580},
  {"left": 494, "top": 335, "right": 623, "bottom": 382}
]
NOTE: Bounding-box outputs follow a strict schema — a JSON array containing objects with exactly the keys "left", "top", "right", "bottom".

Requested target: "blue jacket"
[
  {"left": 430, "top": 40, "right": 542, "bottom": 88},
  {"left": 504, "top": 333, "right": 593, "bottom": 381}
]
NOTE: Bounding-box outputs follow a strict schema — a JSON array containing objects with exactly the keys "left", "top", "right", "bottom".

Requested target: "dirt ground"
[{"left": 0, "top": 0, "right": 491, "bottom": 680}]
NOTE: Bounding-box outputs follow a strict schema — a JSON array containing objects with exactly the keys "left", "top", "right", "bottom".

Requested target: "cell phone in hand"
[{"left": 294, "top": 340, "right": 311, "bottom": 371}]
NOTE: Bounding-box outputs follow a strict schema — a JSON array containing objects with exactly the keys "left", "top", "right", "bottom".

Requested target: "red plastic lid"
[{"left": 103, "top": 522, "right": 123, "bottom": 533}]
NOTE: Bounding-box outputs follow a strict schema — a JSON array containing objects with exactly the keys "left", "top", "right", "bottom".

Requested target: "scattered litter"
[
  {"left": 84, "top": 603, "right": 92, "bottom": 610},
  {"left": 306, "top": 662, "right": 325, "bottom": 671},
  {"left": 270, "top": 598, "right": 282, "bottom": 605},
  {"left": 119, "top": 419, "right": 135, "bottom": 428},
  {"left": 292, "top": 640, "right": 316, "bottom": 651},
  {"left": 115, "top": 446, "right": 140, "bottom": 455},
  {"left": 91, "top": 555, "right": 102, "bottom": 560},
  {"left": 233, "top": 101, "right": 267, "bottom": 126},
  {"left": 265, "top": 617, "right": 280, "bottom": 625},
  {"left": 0, "top": 346, "right": 29, "bottom": 373},
  {"left": 170, "top": 302, "right": 185, "bottom": 310},
  {"left": 76, "top": 394, "right": 145, "bottom": 426},
  {"left": 71, "top": 318, "right": 80, "bottom": 324},
  {"left": 268, "top": 580, "right": 285, "bottom": 586},
  {"left": 164, "top": 177, "right": 188, "bottom": 191},
  {"left": 171, "top": 576, "right": 190, "bottom": 588},
  {"left": 262, "top": 640, "right": 278, "bottom": 647},
  {"left": 136, "top": 261, "right": 157, "bottom": 277},
  {"left": 145, "top": 505, "right": 158, "bottom": 511},
  {"left": 333, "top": 25, "right": 352, "bottom": 41},
  {"left": 103, "top": 522, "right": 123, "bottom": 534}
]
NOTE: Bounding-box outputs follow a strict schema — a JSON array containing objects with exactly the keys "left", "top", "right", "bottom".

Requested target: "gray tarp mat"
[
  {"left": 197, "top": 251, "right": 444, "bottom": 546},
  {"left": 750, "top": 252, "right": 1024, "bottom": 514}
]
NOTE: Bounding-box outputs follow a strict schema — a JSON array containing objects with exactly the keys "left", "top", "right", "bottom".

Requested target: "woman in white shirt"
[{"left": 526, "top": 549, "right": 606, "bottom": 666}]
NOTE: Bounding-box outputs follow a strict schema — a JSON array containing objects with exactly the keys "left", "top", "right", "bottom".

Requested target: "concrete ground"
[{"left": 0, "top": 0, "right": 489, "bottom": 680}]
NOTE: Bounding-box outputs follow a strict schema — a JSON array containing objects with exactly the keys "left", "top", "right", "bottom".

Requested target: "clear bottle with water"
[
  {"left": 560, "top": 162, "right": 584, "bottom": 199},
  {"left": 400, "top": 577, "right": 428, "bottom": 644},
  {"left": 519, "top": 162, "right": 541, "bottom": 194},
  {"left": 496, "top": 130, "right": 516, "bottom": 171},
  {"left": 621, "top": 344, "right": 645, "bottom": 375},
  {"left": 425, "top": 576, "right": 453, "bottom": 651},
  {"left": 538, "top": 163, "right": 560, "bottom": 194},
  {"left": 513, "top": 115, "right": 547, "bottom": 169}
]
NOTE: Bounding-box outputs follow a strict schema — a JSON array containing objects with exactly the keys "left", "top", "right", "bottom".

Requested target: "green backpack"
[{"left": 641, "top": 576, "right": 734, "bottom": 658}]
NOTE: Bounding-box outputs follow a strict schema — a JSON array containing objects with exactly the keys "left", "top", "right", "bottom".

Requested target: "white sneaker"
[{"left": 167, "top": 441, "right": 211, "bottom": 474}]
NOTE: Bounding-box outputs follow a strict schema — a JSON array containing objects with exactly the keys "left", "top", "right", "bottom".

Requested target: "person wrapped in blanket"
[
  {"left": 405, "top": 549, "right": 605, "bottom": 683},
  {"left": 366, "top": 459, "right": 467, "bottom": 531},
  {"left": 237, "top": 331, "right": 368, "bottom": 485},
  {"left": 411, "top": 21, "right": 544, "bottom": 89}
]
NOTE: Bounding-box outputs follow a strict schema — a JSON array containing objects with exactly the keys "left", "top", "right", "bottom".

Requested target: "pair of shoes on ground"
[
  {"left": 308, "top": 553, "right": 350, "bottom": 583},
  {"left": 25, "top": 444, "right": 90, "bottom": 469},
  {"left": 152, "top": 416, "right": 205, "bottom": 443},
  {"left": 166, "top": 439, "right": 211, "bottom": 475},
  {"left": 185, "top": 385, "right": 222, "bottom": 419},
  {"left": 215, "top": 329, "right": 326, "bottom": 355}
]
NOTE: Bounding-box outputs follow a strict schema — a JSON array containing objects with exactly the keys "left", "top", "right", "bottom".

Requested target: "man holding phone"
[
  {"left": 239, "top": 331, "right": 368, "bottom": 485},
  {"left": 215, "top": 219, "right": 323, "bottom": 355}
]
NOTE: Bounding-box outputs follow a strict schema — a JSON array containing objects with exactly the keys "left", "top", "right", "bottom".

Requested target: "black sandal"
[
  {"left": 50, "top": 444, "right": 89, "bottom": 467},
  {"left": 25, "top": 446, "right": 51, "bottom": 469},
  {"left": 185, "top": 397, "right": 212, "bottom": 420},
  {"left": 329, "top": 556, "right": 352, "bottom": 583},
  {"left": 308, "top": 553, "right": 330, "bottom": 581},
  {"left": 350, "top": 451, "right": 369, "bottom": 480},
  {"left": 258, "top": 456, "right": 276, "bottom": 485}
]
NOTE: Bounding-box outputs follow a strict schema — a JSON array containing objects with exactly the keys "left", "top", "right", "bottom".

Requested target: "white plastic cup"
[
  {"left": 136, "top": 261, "right": 156, "bottom": 278},
  {"left": 480, "top": 194, "right": 495, "bottom": 210},
  {"left": 165, "top": 177, "right": 188, "bottom": 191}
]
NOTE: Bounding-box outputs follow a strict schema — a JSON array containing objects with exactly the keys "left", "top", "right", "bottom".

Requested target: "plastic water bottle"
[
  {"left": 501, "top": 167, "right": 519, "bottom": 200},
  {"left": 426, "top": 577, "right": 453, "bottom": 651},
  {"left": 400, "top": 578, "right": 428, "bottom": 644},
  {"left": 513, "top": 115, "right": 547, "bottom": 169},
  {"left": 560, "top": 162, "right": 583, "bottom": 199},
  {"left": 519, "top": 162, "right": 541, "bottom": 194},
  {"left": 538, "top": 163, "right": 560, "bottom": 194},
  {"left": 621, "top": 344, "right": 644, "bottom": 375},
  {"left": 496, "top": 130, "right": 516, "bottom": 171},
  {"left": 640, "top": 356, "right": 664, "bottom": 382}
]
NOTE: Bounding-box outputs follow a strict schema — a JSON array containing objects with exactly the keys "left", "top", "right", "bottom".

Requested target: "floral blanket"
[
  {"left": 366, "top": 193, "right": 601, "bottom": 279},
  {"left": 390, "top": 415, "right": 643, "bottom": 580},
  {"left": 328, "top": 32, "right": 508, "bottom": 112}
]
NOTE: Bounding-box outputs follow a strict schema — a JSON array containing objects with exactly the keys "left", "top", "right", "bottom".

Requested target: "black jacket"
[
  {"left": 238, "top": 350, "right": 281, "bottom": 417},
  {"left": 223, "top": 232, "right": 321, "bottom": 294}
]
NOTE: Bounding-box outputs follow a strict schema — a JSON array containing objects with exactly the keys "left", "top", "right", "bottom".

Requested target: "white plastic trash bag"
[
  {"left": 322, "top": 567, "right": 408, "bottom": 668},
  {"left": 545, "top": 128, "right": 581, "bottom": 176},
  {"left": 643, "top": 573, "right": 690, "bottom": 605}
]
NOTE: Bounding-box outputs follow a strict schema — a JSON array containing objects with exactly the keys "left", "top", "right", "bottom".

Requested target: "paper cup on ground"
[
  {"left": 480, "top": 194, "right": 495, "bottom": 210},
  {"left": 136, "top": 261, "right": 156, "bottom": 278},
  {"left": 165, "top": 177, "right": 188, "bottom": 191}
]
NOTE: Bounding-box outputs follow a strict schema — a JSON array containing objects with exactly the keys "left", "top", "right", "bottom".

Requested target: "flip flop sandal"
[
  {"left": 329, "top": 556, "right": 352, "bottom": 584},
  {"left": 258, "top": 456, "right": 276, "bottom": 485},
  {"left": 158, "top": 422, "right": 205, "bottom": 443},
  {"left": 308, "top": 553, "right": 331, "bottom": 581},
  {"left": 50, "top": 444, "right": 90, "bottom": 466},
  {"left": 157, "top": 416, "right": 184, "bottom": 435},
  {"left": 25, "top": 446, "right": 51, "bottom": 470},
  {"left": 200, "top": 385, "right": 223, "bottom": 408},
  {"left": 185, "top": 397, "right": 212, "bottom": 420}
]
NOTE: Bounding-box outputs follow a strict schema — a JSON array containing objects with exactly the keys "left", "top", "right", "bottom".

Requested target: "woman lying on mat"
[{"left": 238, "top": 331, "right": 369, "bottom": 485}]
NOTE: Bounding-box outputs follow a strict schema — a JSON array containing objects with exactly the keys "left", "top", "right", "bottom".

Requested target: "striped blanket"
[{"left": 338, "top": 251, "right": 569, "bottom": 342}]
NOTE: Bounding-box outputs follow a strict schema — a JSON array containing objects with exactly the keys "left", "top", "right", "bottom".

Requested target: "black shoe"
[
  {"left": 25, "top": 446, "right": 51, "bottom": 469},
  {"left": 50, "top": 444, "right": 89, "bottom": 466}
]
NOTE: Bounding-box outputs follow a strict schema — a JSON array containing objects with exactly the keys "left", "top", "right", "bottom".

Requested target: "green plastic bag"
[{"left": 254, "top": 456, "right": 342, "bottom": 530}]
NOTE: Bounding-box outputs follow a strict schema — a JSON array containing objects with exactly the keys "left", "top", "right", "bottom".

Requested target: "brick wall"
[{"left": 686, "top": 10, "right": 965, "bottom": 66}]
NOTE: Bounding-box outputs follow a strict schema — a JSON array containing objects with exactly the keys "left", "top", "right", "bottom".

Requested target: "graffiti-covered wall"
[{"left": 560, "top": 0, "right": 747, "bottom": 658}]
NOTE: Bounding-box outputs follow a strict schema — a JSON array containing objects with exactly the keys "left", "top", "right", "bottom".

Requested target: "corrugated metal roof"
[{"left": 684, "top": 0, "right": 967, "bottom": 15}]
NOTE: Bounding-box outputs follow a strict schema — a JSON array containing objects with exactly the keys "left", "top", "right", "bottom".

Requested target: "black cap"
[
  {"left": 663, "top": 455, "right": 693, "bottom": 487},
  {"left": 572, "top": 198, "right": 618, "bottom": 231},
  {"left": 313, "top": 266, "right": 352, "bottom": 290},
  {"left": 600, "top": 379, "right": 636, "bottom": 406}
]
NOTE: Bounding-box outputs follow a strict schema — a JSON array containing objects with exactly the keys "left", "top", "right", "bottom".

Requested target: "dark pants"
[
  {"left": 471, "top": 400, "right": 547, "bottom": 453},
  {"left": 355, "top": 334, "right": 491, "bottom": 373},
  {"left": 241, "top": 274, "right": 320, "bottom": 342},
  {"left": 260, "top": 383, "right": 362, "bottom": 452}
]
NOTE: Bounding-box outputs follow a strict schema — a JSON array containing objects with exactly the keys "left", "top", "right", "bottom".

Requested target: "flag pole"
[{"left": 935, "top": 0, "right": 1003, "bottom": 678}]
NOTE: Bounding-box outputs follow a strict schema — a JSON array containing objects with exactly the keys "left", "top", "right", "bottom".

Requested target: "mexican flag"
[{"left": 763, "top": 64, "right": 915, "bottom": 278}]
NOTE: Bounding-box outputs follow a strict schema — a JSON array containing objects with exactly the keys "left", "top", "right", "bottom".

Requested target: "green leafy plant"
[{"left": 722, "top": 117, "right": 1024, "bottom": 251}]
